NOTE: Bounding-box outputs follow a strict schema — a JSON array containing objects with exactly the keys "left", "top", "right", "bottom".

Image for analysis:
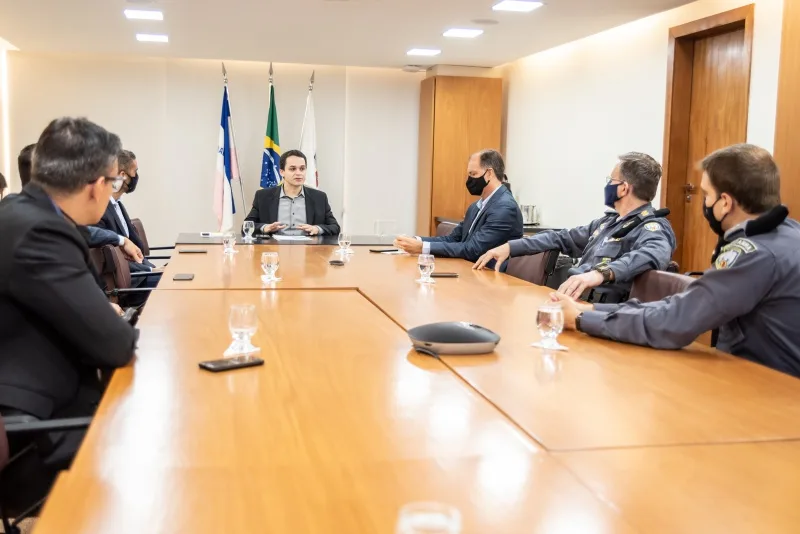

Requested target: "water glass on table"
[
  {"left": 242, "top": 221, "right": 255, "bottom": 243},
  {"left": 337, "top": 232, "right": 353, "bottom": 255},
  {"left": 224, "top": 304, "right": 260, "bottom": 357},
  {"left": 261, "top": 252, "right": 281, "bottom": 283},
  {"left": 532, "top": 301, "right": 569, "bottom": 351},
  {"left": 222, "top": 232, "right": 237, "bottom": 254},
  {"left": 416, "top": 254, "right": 436, "bottom": 284},
  {"left": 396, "top": 502, "right": 461, "bottom": 534}
]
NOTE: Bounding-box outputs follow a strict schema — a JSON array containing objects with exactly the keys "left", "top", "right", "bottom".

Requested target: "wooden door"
[{"left": 682, "top": 29, "right": 749, "bottom": 272}]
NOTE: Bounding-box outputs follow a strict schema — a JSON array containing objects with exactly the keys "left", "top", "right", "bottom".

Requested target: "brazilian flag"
[{"left": 260, "top": 80, "right": 281, "bottom": 188}]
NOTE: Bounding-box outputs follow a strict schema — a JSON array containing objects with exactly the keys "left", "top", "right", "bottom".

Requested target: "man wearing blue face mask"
[{"left": 475, "top": 152, "right": 677, "bottom": 303}]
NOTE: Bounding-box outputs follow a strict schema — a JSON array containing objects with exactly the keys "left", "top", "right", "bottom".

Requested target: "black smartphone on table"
[
  {"left": 329, "top": 260, "right": 345, "bottom": 266},
  {"left": 179, "top": 249, "right": 208, "bottom": 254},
  {"left": 431, "top": 273, "right": 459, "bottom": 278},
  {"left": 369, "top": 248, "right": 401, "bottom": 253},
  {"left": 199, "top": 355, "right": 264, "bottom": 373}
]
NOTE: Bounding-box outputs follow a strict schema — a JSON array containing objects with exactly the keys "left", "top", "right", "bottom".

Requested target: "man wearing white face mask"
[{"left": 475, "top": 152, "right": 676, "bottom": 304}]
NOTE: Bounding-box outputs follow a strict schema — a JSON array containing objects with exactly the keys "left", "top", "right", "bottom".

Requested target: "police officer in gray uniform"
[
  {"left": 475, "top": 152, "right": 677, "bottom": 303},
  {"left": 554, "top": 144, "right": 800, "bottom": 379}
]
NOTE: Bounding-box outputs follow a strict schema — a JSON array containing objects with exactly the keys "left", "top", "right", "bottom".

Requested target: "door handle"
[{"left": 683, "top": 183, "right": 696, "bottom": 194}]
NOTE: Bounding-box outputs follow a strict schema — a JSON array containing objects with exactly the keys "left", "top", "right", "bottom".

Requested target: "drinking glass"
[
  {"left": 224, "top": 304, "right": 260, "bottom": 357},
  {"left": 416, "top": 254, "right": 435, "bottom": 284},
  {"left": 337, "top": 232, "right": 353, "bottom": 255},
  {"left": 242, "top": 221, "right": 255, "bottom": 243},
  {"left": 222, "top": 232, "right": 237, "bottom": 254},
  {"left": 261, "top": 252, "right": 281, "bottom": 283},
  {"left": 396, "top": 502, "right": 461, "bottom": 534},
  {"left": 531, "top": 302, "right": 568, "bottom": 351}
]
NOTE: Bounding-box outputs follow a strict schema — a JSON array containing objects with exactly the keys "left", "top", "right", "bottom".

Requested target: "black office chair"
[
  {"left": 505, "top": 249, "right": 560, "bottom": 286},
  {"left": 130, "top": 218, "right": 173, "bottom": 261},
  {"left": 0, "top": 414, "right": 92, "bottom": 534}
]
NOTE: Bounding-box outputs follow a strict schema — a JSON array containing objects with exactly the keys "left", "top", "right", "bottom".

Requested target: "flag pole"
[{"left": 222, "top": 62, "right": 247, "bottom": 211}]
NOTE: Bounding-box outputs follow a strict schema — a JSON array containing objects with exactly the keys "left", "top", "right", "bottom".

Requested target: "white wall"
[
  {"left": 502, "top": 0, "right": 785, "bottom": 230},
  {"left": 0, "top": 36, "right": 16, "bottom": 184},
  {"left": 343, "top": 67, "right": 424, "bottom": 235},
  {"left": 5, "top": 53, "right": 422, "bottom": 243}
]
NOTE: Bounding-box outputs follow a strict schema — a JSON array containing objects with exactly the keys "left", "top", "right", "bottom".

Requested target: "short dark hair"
[
  {"left": 0, "top": 171, "right": 7, "bottom": 191},
  {"left": 18, "top": 143, "right": 36, "bottom": 186},
  {"left": 476, "top": 149, "right": 505, "bottom": 180},
  {"left": 618, "top": 152, "right": 662, "bottom": 202},
  {"left": 280, "top": 149, "right": 307, "bottom": 170},
  {"left": 701, "top": 143, "right": 780, "bottom": 213},
  {"left": 32, "top": 117, "right": 122, "bottom": 194},
  {"left": 118, "top": 149, "right": 137, "bottom": 174}
]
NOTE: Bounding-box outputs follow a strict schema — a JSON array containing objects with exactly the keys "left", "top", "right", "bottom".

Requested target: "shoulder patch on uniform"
[
  {"left": 723, "top": 238, "right": 757, "bottom": 254},
  {"left": 715, "top": 249, "right": 741, "bottom": 270},
  {"left": 644, "top": 222, "right": 660, "bottom": 232}
]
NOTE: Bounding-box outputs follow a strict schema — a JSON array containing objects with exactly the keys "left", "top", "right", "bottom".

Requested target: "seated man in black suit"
[
  {"left": 394, "top": 149, "right": 524, "bottom": 262},
  {"left": 244, "top": 149, "right": 340, "bottom": 236},
  {"left": 0, "top": 117, "right": 136, "bottom": 483},
  {"left": 19, "top": 142, "right": 144, "bottom": 262},
  {"left": 95, "top": 149, "right": 159, "bottom": 304}
]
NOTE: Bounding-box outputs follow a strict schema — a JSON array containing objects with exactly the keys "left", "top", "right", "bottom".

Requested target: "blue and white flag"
[{"left": 213, "top": 83, "right": 240, "bottom": 232}]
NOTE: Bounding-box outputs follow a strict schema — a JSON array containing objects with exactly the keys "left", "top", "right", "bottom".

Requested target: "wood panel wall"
[
  {"left": 774, "top": 0, "right": 800, "bottom": 216},
  {"left": 416, "top": 76, "right": 503, "bottom": 236}
]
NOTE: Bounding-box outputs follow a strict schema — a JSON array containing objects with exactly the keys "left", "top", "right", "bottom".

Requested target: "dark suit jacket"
[
  {"left": 244, "top": 186, "right": 341, "bottom": 236},
  {"left": 96, "top": 199, "right": 154, "bottom": 272},
  {"left": 0, "top": 184, "right": 136, "bottom": 419},
  {"left": 422, "top": 185, "right": 524, "bottom": 262}
]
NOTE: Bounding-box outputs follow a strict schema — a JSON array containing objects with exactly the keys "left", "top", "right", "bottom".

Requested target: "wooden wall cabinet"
[{"left": 416, "top": 76, "right": 503, "bottom": 236}]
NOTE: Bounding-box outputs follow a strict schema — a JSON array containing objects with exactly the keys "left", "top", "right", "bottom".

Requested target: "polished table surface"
[
  {"left": 159, "top": 244, "right": 800, "bottom": 450},
  {"left": 34, "top": 290, "right": 634, "bottom": 533},
  {"left": 175, "top": 232, "right": 397, "bottom": 246},
  {"left": 35, "top": 243, "right": 800, "bottom": 532}
]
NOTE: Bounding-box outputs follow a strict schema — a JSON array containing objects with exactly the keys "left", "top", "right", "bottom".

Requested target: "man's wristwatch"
[
  {"left": 575, "top": 312, "right": 584, "bottom": 332},
  {"left": 593, "top": 264, "right": 614, "bottom": 284}
]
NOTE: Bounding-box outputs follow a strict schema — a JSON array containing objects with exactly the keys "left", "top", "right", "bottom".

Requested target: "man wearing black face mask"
[
  {"left": 94, "top": 149, "right": 160, "bottom": 304},
  {"left": 476, "top": 152, "right": 676, "bottom": 303},
  {"left": 552, "top": 144, "right": 800, "bottom": 379},
  {"left": 394, "top": 149, "right": 523, "bottom": 262}
]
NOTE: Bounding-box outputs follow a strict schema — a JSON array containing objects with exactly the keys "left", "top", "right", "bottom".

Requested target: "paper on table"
[
  {"left": 201, "top": 232, "right": 225, "bottom": 238},
  {"left": 272, "top": 235, "right": 314, "bottom": 242}
]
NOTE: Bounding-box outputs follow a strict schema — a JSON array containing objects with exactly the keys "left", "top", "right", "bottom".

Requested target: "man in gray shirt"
[
  {"left": 476, "top": 152, "right": 676, "bottom": 303},
  {"left": 555, "top": 144, "right": 800, "bottom": 379},
  {"left": 244, "top": 150, "right": 340, "bottom": 236}
]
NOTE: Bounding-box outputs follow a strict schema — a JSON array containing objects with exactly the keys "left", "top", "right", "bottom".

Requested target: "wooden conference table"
[{"left": 34, "top": 240, "right": 800, "bottom": 533}]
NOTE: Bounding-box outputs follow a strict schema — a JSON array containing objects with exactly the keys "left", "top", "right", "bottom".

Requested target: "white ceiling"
[{"left": 0, "top": 0, "right": 692, "bottom": 68}]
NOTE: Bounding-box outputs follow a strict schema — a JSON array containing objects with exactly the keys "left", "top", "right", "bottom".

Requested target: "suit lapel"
[
  {"left": 467, "top": 187, "right": 506, "bottom": 237},
  {"left": 267, "top": 188, "right": 280, "bottom": 223},
  {"left": 304, "top": 189, "right": 315, "bottom": 225}
]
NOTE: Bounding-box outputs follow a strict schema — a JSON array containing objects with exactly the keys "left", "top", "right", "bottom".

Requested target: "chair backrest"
[
  {"left": 436, "top": 221, "right": 458, "bottom": 237},
  {"left": 92, "top": 245, "right": 133, "bottom": 303},
  {"left": 505, "top": 250, "right": 560, "bottom": 286},
  {"left": 629, "top": 270, "right": 694, "bottom": 303},
  {"left": 130, "top": 218, "right": 149, "bottom": 255},
  {"left": 0, "top": 415, "right": 9, "bottom": 472}
]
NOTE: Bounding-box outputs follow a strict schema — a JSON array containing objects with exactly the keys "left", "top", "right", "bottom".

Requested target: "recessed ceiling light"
[
  {"left": 136, "top": 33, "right": 169, "bottom": 43},
  {"left": 492, "top": 1, "right": 544, "bottom": 12},
  {"left": 443, "top": 28, "right": 484, "bottom": 38},
  {"left": 124, "top": 9, "right": 164, "bottom": 21},
  {"left": 407, "top": 48, "right": 441, "bottom": 57}
]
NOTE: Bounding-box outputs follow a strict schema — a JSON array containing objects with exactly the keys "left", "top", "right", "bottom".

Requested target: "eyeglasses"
[
  {"left": 605, "top": 176, "right": 626, "bottom": 186},
  {"left": 105, "top": 176, "right": 125, "bottom": 192}
]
